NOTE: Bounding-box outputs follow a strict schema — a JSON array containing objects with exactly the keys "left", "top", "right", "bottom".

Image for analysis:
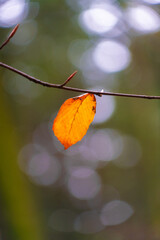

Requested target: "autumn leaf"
[{"left": 53, "top": 93, "right": 96, "bottom": 149}]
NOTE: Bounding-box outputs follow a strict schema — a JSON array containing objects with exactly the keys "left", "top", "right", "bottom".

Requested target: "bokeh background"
[{"left": 0, "top": 0, "right": 160, "bottom": 239}]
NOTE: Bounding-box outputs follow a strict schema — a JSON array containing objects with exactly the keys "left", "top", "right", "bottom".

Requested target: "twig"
[
  {"left": 0, "top": 24, "right": 19, "bottom": 50},
  {"left": 0, "top": 24, "right": 159, "bottom": 100},
  {"left": 60, "top": 71, "right": 77, "bottom": 87},
  {"left": 0, "top": 62, "right": 160, "bottom": 100}
]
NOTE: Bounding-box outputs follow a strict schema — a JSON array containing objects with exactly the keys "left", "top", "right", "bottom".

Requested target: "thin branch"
[
  {"left": 60, "top": 71, "right": 77, "bottom": 87},
  {"left": 0, "top": 61, "right": 160, "bottom": 100},
  {"left": 0, "top": 24, "right": 19, "bottom": 50}
]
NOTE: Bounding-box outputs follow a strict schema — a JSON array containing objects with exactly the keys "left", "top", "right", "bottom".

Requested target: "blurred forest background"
[{"left": 0, "top": 0, "right": 160, "bottom": 239}]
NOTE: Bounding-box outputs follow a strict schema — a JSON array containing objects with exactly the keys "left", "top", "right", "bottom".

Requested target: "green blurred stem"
[{"left": 0, "top": 85, "right": 45, "bottom": 240}]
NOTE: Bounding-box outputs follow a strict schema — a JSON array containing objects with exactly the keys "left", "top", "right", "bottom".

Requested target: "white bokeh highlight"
[
  {"left": 113, "top": 136, "right": 142, "bottom": 168},
  {"left": 101, "top": 200, "right": 134, "bottom": 226},
  {"left": 67, "top": 167, "right": 101, "bottom": 200},
  {"left": 142, "top": 0, "right": 160, "bottom": 4},
  {"left": 82, "top": 129, "right": 123, "bottom": 163},
  {"left": 79, "top": 5, "right": 119, "bottom": 34},
  {"left": 0, "top": 0, "right": 28, "bottom": 27},
  {"left": 18, "top": 144, "right": 61, "bottom": 186},
  {"left": 126, "top": 5, "right": 160, "bottom": 33},
  {"left": 93, "top": 40, "right": 131, "bottom": 73},
  {"left": 93, "top": 95, "right": 115, "bottom": 124}
]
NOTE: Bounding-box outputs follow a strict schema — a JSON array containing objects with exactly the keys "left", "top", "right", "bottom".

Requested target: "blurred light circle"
[
  {"left": 100, "top": 200, "right": 134, "bottom": 226},
  {"left": 74, "top": 211, "right": 104, "bottom": 234},
  {"left": 113, "top": 136, "right": 142, "bottom": 168},
  {"left": 67, "top": 167, "right": 101, "bottom": 200},
  {"left": 0, "top": 0, "right": 28, "bottom": 27},
  {"left": 18, "top": 144, "right": 61, "bottom": 186},
  {"left": 33, "top": 122, "right": 55, "bottom": 151},
  {"left": 142, "top": 0, "right": 160, "bottom": 4},
  {"left": 93, "top": 40, "right": 131, "bottom": 73},
  {"left": 18, "top": 144, "right": 44, "bottom": 172},
  {"left": 49, "top": 209, "right": 76, "bottom": 232},
  {"left": 63, "top": 136, "right": 100, "bottom": 169},
  {"left": 93, "top": 95, "right": 115, "bottom": 124},
  {"left": 80, "top": 49, "right": 106, "bottom": 84},
  {"left": 66, "top": 0, "right": 102, "bottom": 11},
  {"left": 79, "top": 50, "right": 117, "bottom": 88},
  {"left": 82, "top": 67, "right": 110, "bottom": 86},
  {"left": 29, "top": 155, "right": 61, "bottom": 186},
  {"left": 28, "top": 152, "right": 50, "bottom": 177},
  {"left": 85, "top": 129, "right": 123, "bottom": 162},
  {"left": 126, "top": 6, "right": 160, "bottom": 33},
  {"left": 79, "top": 6, "right": 118, "bottom": 34}
]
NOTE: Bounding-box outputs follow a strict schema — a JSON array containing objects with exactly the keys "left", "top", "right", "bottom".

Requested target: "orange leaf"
[{"left": 53, "top": 93, "right": 96, "bottom": 149}]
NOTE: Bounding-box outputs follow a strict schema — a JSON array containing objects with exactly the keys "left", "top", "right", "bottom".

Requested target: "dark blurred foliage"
[{"left": 0, "top": 0, "right": 160, "bottom": 240}]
